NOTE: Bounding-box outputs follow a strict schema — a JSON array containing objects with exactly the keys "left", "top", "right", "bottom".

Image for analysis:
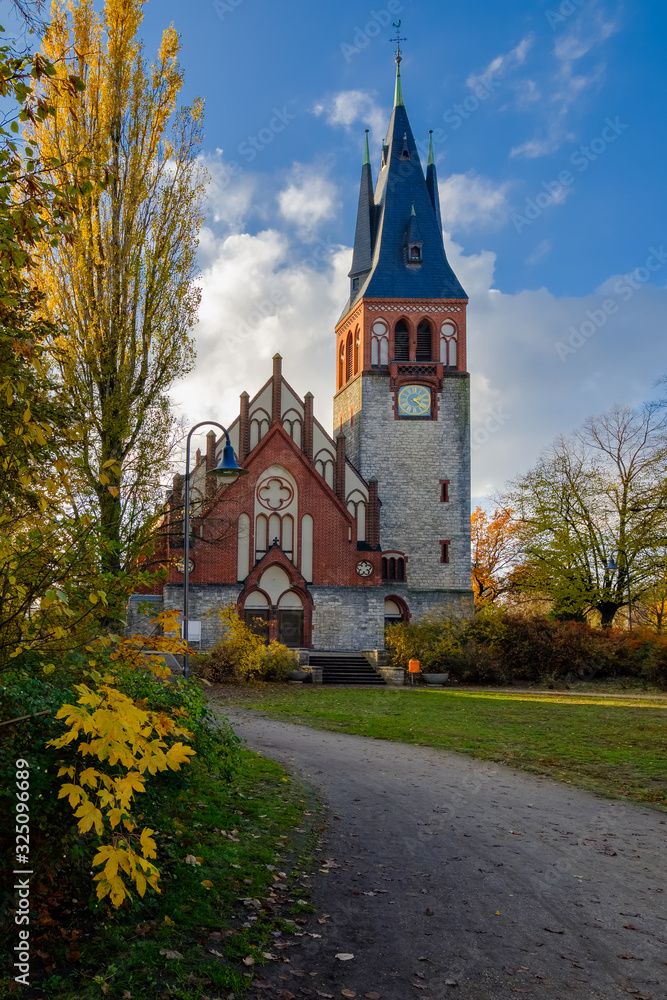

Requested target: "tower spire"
[{"left": 363, "top": 128, "right": 370, "bottom": 166}]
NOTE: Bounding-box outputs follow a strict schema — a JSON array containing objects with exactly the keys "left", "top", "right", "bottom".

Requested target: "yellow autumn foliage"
[
  {"left": 48, "top": 610, "right": 197, "bottom": 907},
  {"left": 28, "top": 0, "right": 207, "bottom": 592}
]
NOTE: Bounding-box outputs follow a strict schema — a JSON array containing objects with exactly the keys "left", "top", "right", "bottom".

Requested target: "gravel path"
[{"left": 222, "top": 707, "right": 666, "bottom": 1000}]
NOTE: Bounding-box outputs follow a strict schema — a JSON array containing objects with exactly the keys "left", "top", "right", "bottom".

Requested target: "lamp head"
[
  {"left": 210, "top": 441, "right": 248, "bottom": 484},
  {"left": 607, "top": 555, "right": 618, "bottom": 572}
]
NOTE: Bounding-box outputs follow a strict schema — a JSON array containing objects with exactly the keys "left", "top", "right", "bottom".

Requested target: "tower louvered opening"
[
  {"left": 393, "top": 320, "right": 409, "bottom": 361},
  {"left": 416, "top": 319, "right": 433, "bottom": 361}
]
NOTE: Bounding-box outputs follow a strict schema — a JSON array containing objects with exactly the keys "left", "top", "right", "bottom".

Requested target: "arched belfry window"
[
  {"left": 416, "top": 319, "right": 433, "bottom": 362},
  {"left": 393, "top": 320, "right": 409, "bottom": 361},
  {"left": 346, "top": 330, "right": 353, "bottom": 382},
  {"left": 338, "top": 342, "right": 345, "bottom": 388},
  {"left": 354, "top": 327, "right": 361, "bottom": 375}
]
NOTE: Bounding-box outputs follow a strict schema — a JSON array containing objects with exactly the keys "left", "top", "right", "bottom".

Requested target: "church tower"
[{"left": 333, "top": 51, "right": 472, "bottom": 609}]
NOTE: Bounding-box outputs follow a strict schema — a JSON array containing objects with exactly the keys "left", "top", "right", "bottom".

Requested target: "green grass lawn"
[{"left": 219, "top": 686, "right": 667, "bottom": 808}]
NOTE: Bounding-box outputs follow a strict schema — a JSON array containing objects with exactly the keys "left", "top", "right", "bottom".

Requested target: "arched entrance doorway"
[{"left": 239, "top": 555, "right": 312, "bottom": 648}]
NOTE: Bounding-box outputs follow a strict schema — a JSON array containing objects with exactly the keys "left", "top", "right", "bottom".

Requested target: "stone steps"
[{"left": 309, "top": 652, "right": 386, "bottom": 686}]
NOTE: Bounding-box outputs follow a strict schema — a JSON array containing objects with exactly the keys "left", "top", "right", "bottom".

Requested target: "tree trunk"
[{"left": 598, "top": 601, "right": 621, "bottom": 627}]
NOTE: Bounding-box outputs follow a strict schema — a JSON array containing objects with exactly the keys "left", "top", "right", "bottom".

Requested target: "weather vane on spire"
[{"left": 391, "top": 20, "right": 406, "bottom": 63}]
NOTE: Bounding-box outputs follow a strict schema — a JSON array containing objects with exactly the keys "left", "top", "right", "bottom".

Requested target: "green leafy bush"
[{"left": 258, "top": 641, "right": 298, "bottom": 681}]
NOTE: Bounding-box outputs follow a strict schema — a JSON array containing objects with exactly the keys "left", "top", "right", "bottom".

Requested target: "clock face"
[
  {"left": 175, "top": 558, "right": 194, "bottom": 574},
  {"left": 397, "top": 384, "right": 431, "bottom": 418},
  {"left": 356, "top": 560, "right": 373, "bottom": 577}
]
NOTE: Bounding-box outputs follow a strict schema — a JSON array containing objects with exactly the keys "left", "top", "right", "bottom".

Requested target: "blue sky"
[
  {"left": 5, "top": 0, "right": 667, "bottom": 500},
  {"left": 137, "top": 0, "right": 666, "bottom": 299}
]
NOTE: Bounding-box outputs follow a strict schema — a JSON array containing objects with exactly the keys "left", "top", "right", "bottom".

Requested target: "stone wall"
[
  {"left": 126, "top": 595, "right": 164, "bottom": 638},
  {"left": 127, "top": 585, "right": 472, "bottom": 653},
  {"left": 162, "top": 584, "right": 242, "bottom": 649},
  {"left": 310, "top": 586, "right": 385, "bottom": 650},
  {"left": 335, "top": 370, "right": 472, "bottom": 597}
]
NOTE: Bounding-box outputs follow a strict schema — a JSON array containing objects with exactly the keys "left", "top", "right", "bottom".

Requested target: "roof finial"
[
  {"left": 363, "top": 128, "right": 370, "bottom": 166},
  {"left": 391, "top": 19, "right": 406, "bottom": 63},
  {"left": 428, "top": 130, "right": 435, "bottom": 166},
  {"left": 392, "top": 21, "right": 406, "bottom": 108}
]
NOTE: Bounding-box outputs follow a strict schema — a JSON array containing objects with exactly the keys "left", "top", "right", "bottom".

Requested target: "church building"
[{"left": 130, "top": 52, "right": 473, "bottom": 654}]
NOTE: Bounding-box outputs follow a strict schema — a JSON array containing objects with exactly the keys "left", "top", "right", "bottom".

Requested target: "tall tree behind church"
[{"left": 31, "top": 0, "right": 206, "bottom": 586}]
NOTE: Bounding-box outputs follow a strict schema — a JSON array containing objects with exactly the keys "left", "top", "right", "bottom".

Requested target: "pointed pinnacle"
[
  {"left": 363, "top": 129, "right": 370, "bottom": 165},
  {"left": 428, "top": 130, "right": 435, "bottom": 166}
]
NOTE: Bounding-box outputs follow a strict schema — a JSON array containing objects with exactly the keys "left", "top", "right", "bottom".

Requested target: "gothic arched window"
[
  {"left": 393, "top": 320, "right": 409, "bottom": 361},
  {"left": 346, "top": 330, "right": 353, "bottom": 382},
  {"left": 354, "top": 327, "right": 361, "bottom": 375},
  {"left": 339, "top": 341, "right": 345, "bottom": 388},
  {"left": 416, "top": 319, "right": 433, "bottom": 361}
]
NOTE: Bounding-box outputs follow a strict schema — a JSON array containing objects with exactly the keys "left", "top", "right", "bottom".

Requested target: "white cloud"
[
  {"left": 441, "top": 232, "right": 667, "bottom": 497},
  {"left": 313, "top": 89, "right": 387, "bottom": 151},
  {"left": 511, "top": 5, "right": 622, "bottom": 158},
  {"left": 277, "top": 164, "right": 339, "bottom": 239},
  {"left": 525, "top": 239, "right": 552, "bottom": 266},
  {"left": 466, "top": 35, "right": 534, "bottom": 92},
  {"left": 200, "top": 151, "right": 258, "bottom": 243},
  {"left": 170, "top": 227, "right": 349, "bottom": 440},
  {"left": 174, "top": 214, "right": 667, "bottom": 505},
  {"left": 512, "top": 78, "right": 542, "bottom": 108},
  {"left": 438, "top": 172, "right": 511, "bottom": 232}
]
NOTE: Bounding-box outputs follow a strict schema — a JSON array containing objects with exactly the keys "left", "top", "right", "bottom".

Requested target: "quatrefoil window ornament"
[{"left": 257, "top": 476, "right": 294, "bottom": 511}]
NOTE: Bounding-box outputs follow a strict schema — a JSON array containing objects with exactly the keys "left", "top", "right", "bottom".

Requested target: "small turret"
[
  {"left": 348, "top": 129, "right": 375, "bottom": 299},
  {"left": 425, "top": 131, "right": 443, "bottom": 233}
]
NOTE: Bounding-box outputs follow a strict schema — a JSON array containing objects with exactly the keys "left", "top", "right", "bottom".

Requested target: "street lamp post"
[
  {"left": 182, "top": 422, "right": 247, "bottom": 679},
  {"left": 607, "top": 554, "right": 632, "bottom": 630}
]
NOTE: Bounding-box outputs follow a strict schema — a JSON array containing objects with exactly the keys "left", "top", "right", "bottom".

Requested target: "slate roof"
[{"left": 340, "top": 64, "right": 467, "bottom": 321}]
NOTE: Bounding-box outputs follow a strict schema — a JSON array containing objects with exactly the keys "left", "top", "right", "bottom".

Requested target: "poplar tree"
[{"left": 30, "top": 0, "right": 206, "bottom": 586}]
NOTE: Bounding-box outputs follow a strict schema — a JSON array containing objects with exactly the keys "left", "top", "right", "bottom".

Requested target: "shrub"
[
  {"left": 259, "top": 641, "right": 298, "bottom": 681},
  {"left": 386, "top": 619, "right": 463, "bottom": 674},
  {"left": 644, "top": 642, "right": 667, "bottom": 689},
  {"left": 385, "top": 606, "right": 667, "bottom": 688},
  {"left": 192, "top": 604, "right": 264, "bottom": 683}
]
